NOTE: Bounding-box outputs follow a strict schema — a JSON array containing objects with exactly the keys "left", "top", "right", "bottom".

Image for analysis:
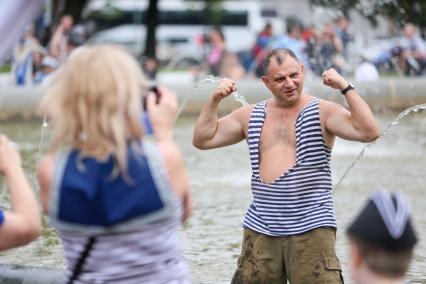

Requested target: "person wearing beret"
[{"left": 347, "top": 190, "right": 418, "bottom": 284}]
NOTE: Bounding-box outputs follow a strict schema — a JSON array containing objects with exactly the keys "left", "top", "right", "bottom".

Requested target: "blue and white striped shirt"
[
  {"left": 243, "top": 98, "right": 337, "bottom": 236},
  {"left": 50, "top": 140, "right": 190, "bottom": 283}
]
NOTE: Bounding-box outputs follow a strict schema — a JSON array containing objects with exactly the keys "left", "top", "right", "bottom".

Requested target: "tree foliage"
[{"left": 201, "top": 0, "right": 224, "bottom": 25}]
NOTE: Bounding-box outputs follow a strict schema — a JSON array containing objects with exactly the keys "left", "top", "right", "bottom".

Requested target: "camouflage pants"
[{"left": 231, "top": 227, "right": 344, "bottom": 284}]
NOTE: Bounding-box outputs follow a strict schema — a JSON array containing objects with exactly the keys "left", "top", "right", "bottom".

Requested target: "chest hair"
[{"left": 260, "top": 111, "right": 296, "bottom": 151}]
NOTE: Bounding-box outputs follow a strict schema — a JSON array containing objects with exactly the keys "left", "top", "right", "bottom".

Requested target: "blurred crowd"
[
  {"left": 204, "top": 17, "right": 426, "bottom": 81},
  {"left": 12, "top": 14, "right": 86, "bottom": 86},
  {"left": 10, "top": 12, "right": 426, "bottom": 86},
  {"left": 373, "top": 23, "right": 426, "bottom": 76}
]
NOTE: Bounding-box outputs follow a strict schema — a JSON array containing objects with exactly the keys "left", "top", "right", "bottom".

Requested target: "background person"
[
  {"left": 37, "top": 45, "right": 191, "bottom": 283},
  {"left": 49, "top": 14, "right": 73, "bottom": 63},
  {"left": 398, "top": 22, "right": 426, "bottom": 75},
  {"left": 318, "top": 22, "right": 346, "bottom": 75},
  {"left": 334, "top": 15, "right": 352, "bottom": 60},
  {"left": 12, "top": 25, "right": 44, "bottom": 86},
  {"left": 193, "top": 48, "right": 380, "bottom": 283},
  {"left": 33, "top": 55, "right": 59, "bottom": 84},
  {"left": 251, "top": 22, "right": 274, "bottom": 77},
  {"left": 347, "top": 190, "right": 418, "bottom": 284},
  {"left": 66, "top": 24, "right": 87, "bottom": 55},
  {"left": 271, "top": 21, "right": 310, "bottom": 70},
  {"left": 0, "top": 134, "right": 41, "bottom": 251},
  {"left": 206, "top": 25, "right": 245, "bottom": 80}
]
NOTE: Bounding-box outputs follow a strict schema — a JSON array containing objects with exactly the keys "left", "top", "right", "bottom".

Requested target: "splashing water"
[
  {"left": 334, "top": 103, "right": 426, "bottom": 191},
  {"left": 176, "top": 75, "right": 248, "bottom": 118},
  {"left": 176, "top": 75, "right": 218, "bottom": 118},
  {"left": 164, "top": 54, "right": 202, "bottom": 73},
  {"left": 232, "top": 90, "right": 249, "bottom": 106},
  {"left": 35, "top": 116, "right": 49, "bottom": 170}
]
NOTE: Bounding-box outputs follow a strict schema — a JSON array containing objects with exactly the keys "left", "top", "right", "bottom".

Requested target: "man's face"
[
  {"left": 262, "top": 55, "right": 304, "bottom": 106},
  {"left": 61, "top": 16, "right": 73, "bottom": 32},
  {"left": 404, "top": 24, "right": 416, "bottom": 38}
]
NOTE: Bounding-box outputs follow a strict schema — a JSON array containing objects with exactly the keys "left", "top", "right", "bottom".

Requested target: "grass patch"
[{"left": 0, "top": 64, "right": 11, "bottom": 73}]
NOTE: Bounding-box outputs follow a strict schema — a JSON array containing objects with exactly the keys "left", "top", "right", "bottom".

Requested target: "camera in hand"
[{"left": 143, "top": 86, "right": 161, "bottom": 111}]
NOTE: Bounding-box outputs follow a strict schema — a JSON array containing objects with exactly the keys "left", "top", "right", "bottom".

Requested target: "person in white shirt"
[{"left": 398, "top": 23, "right": 426, "bottom": 75}]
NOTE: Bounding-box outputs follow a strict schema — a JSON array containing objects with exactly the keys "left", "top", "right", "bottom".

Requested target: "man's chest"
[{"left": 259, "top": 112, "right": 297, "bottom": 151}]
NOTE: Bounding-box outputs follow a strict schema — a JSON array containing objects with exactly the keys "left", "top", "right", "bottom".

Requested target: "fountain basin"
[{"left": 0, "top": 75, "right": 425, "bottom": 120}]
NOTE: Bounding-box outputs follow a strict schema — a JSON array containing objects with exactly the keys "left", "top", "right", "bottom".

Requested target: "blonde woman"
[{"left": 37, "top": 45, "right": 191, "bottom": 283}]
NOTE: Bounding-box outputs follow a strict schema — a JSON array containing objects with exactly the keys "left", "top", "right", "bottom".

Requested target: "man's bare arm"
[
  {"left": 322, "top": 69, "right": 380, "bottom": 142},
  {"left": 193, "top": 78, "right": 248, "bottom": 149}
]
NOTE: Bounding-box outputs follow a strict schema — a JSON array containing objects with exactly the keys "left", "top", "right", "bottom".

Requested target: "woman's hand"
[
  {"left": 0, "top": 135, "right": 21, "bottom": 176},
  {"left": 147, "top": 87, "right": 178, "bottom": 142}
]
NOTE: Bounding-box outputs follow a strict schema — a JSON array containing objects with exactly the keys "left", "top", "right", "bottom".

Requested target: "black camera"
[{"left": 143, "top": 86, "right": 161, "bottom": 111}]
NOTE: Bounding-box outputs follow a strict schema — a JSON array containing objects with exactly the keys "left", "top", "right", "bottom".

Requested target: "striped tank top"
[
  {"left": 243, "top": 97, "right": 337, "bottom": 236},
  {"left": 49, "top": 140, "right": 190, "bottom": 284}
]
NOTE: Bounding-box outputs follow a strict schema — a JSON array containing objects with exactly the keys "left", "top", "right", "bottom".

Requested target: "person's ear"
[
  {"left": 300, "top": 64, "right": 305, "bottom": 75},
  {"left": 261, "top": 75, "right": 269, "bottom": 88},
  {"left": 350, "top": 242, "right": 362, "bottom": 269}
]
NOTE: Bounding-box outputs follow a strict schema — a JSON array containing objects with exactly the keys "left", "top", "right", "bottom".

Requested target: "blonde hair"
[{"left": 39, "top": 45, "right": 146, "bottom": 177}]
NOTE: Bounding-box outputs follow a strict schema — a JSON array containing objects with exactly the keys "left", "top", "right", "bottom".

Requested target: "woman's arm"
[
  {"left": 0, "top": 135, "right": 41, "bottom": 250},
  {"left": 147, "top": 87, "right": 192, "bottom": 221},
  {"left": 37, "top": 154, "right": 55, "bottom": 214}
]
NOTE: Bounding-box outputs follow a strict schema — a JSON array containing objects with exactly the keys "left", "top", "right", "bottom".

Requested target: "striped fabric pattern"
[
  {"left": 51, "top": 141, "right": 190, "bottom": 284},
  {"left": 60, "top": 210, "right": 190, "bottom": 284},
  {"left": 243, "top": 98, "right": 337, "bottom": 236}
]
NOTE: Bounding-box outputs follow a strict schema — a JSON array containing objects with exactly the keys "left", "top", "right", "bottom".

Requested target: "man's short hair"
[
  {"left": 349, "top": 236, "right": 414, "bottom": 278},
  {"left": 263, "top": 48, "right": 300, "bottom": 75}
]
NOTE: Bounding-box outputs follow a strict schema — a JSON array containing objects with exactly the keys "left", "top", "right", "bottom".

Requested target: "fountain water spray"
[
  {"left": 176, "top": 75, "right": 249, "bottom": 118},
  {"left": 334, "top": 103, "right": 426, "bottom": 190},
  {"left": 35, "top": 116, "right": 48, "bottom": 170}
]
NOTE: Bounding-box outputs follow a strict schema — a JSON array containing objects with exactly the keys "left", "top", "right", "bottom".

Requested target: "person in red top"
[{"left": 252, "top": 23, "right": 273, "bottom": 77}]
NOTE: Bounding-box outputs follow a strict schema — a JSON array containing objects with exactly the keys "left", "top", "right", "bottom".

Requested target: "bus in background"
[{"left": 84, "top": 0, "right": 283, "bottom": 66}]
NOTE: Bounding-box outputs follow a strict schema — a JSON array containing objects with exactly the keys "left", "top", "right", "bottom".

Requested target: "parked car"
[{"left": 88, "top": 24, "right": 203, "bottom": 66}]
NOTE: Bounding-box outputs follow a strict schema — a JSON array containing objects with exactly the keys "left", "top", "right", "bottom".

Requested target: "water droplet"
[{"left": 177, "top": 76, "right": 221, "bottom": 118}]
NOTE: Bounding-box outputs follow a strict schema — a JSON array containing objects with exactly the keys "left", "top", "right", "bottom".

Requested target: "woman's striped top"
[
  {"left": 243, "top": 97, "right": 337, "bottom": 236},
  {"left": 58, "top": 214, "right": 190, "bottom": 284},
  {"left": 50, "top": 140, "right": 190, "bottom": 284},
  {"left": 59, "top": 214, "right": 189, "bottom": 284}
]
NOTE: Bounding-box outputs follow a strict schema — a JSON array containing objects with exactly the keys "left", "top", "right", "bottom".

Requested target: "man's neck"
[
  {"left": 271, "top": 93, "right": 309, "bottom": 110},
  {"left": 354, "top": 266, "right": 405, "bottom": 284}
]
